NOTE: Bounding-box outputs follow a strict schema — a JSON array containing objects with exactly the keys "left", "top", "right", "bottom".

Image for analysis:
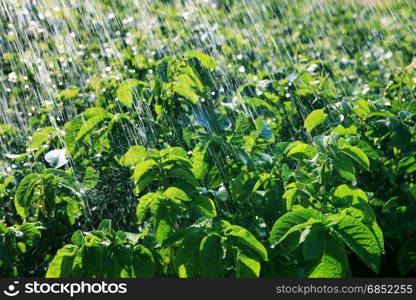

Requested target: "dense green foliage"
[{"left": 1, "top": 0, "right": 416, "bottom": 278}]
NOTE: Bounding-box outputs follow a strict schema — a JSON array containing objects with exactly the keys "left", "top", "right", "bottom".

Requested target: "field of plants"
[{"left": 0, "top": 0, "right": 416, "bottom": 278}]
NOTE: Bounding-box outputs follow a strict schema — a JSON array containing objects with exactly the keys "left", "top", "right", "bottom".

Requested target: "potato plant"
[{"left": 0, "top": 0, "right": 415, "bottom": 278}]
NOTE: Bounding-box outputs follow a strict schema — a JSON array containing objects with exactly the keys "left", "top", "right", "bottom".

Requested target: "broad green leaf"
[
  {"left": 119, "top": 145, "right": 146, "bottom": 166},
  {"left": 162, "top": 156, "right": 193, "bottom": 169},
  {"left": 331, "top": 214, "right": 381, "bottom": 273},
  {"left": 117, "top": 79, "right": 142, "bottom": 107},
  {"left": 82, "top": 107, "right": 112, "bottom": 119},
  {"left": 160, "top": 147, "right": 189, "bottom": 159},
  {"left": 353, "top": 100, "right": 371, "bottom": 118},
  {"left": 236, "top": 252, "right": 261, "bottom": 278},
  {"left": 133, "top": 160, "right": 157, "bottom": 184},
  {"left": 70, "top": 230, "right": 84, "bottom": 246},
  {"left": 166, "top": 167, "right": 198, "bottom": 186},
  {"left": 97, "top": 219, "right": 112, "bottom": 232},
  {"left": 164, "top": 187, "right": 190, "bottom": 201},
  {"left": 223, "top": 225, "right": 268, "bottom": 261},
  {"left": 338, "top": 139, "right": 370, "bottom": 171},
  {"left": 283, "top": 189, "right": 297, "bottom": 211},
  {"left": 132, "top": 245, "right": 155, "bottom": 278},
  {"left": 76, "top": 116, "right": 105, "bottom": 141},
  {"left": 269, "top": 208, "right": 321, "bottom": 246},
  {"left": 82, "top": 167, "right": 99, "bottom": 189},
  {"left": 58, "top": 87, "right": 79, "bottom": 99},
  {"left": 111, "top": 245, "right": 133, "bottom": 278},
  {"left": 152, "top": 198, "right": 174, "bottom": 245},
  {"left": 66, "top": 199, "right": 81, "bottom": 225},
  {"left": 304, "top": 109, "right": 326, "bottom": 133},
  {"left": 286, "top": 142, "right": 317, "bottom": 159},
  {"left": 44, "top": 169, "right": 81, "bottom": 194},
  {"left": 46, "top": 245, "right": 78, "bottom": 278},
  {"left": 14, "top": 174, "right": 41, "bottom": 218},
  {"left": 332, "top": 187, "right": 383, "bottom": 254},
  {"left": 397, "top": 237, "right": 416, "bottom": 276},
  {"left": 199, "top": 233, "right": 224, "bottom": 278},
  {"left": 333, "top": 184, "right": 368, "bottom": 202},
  {"left": 186, "top": 51, "right": 217, "bottom": 69},
  {"left": 64, "top": 116, "right": 83, "bottom": 154},
  {"left": 173, "top": 83, "right": 199, "bottom": 104},
  {"left": 175, "top": 233, "right": 204, "bottom": 278},
  {"left": 194, "top": 196, "right": 217, "bottom": 218},
  {"left": 303, "top": 226, "right": 349, "bottom": 278},
  {"left": 136, "top": 192, "right": 159, "bottom": 223},
  {"left": 29, "top": 127, "right": 56, "bottom": 149},
  {"left": 135, "top": 170, "right": 158, "bottom": 193},
  {"left": 191, "top": 143, "right": 208, "bottom": 179},
  {"left": 332, "top": 124, "right": 358, "bottom": 136},
  {"left": 333, "top": 154, "right": 356, "bottom": 181}
]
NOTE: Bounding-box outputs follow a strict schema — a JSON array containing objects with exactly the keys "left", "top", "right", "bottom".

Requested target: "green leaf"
[
  {"left": 29, "top": 127, "right": 56, "bottom": 149},
  {"left": 286, "top": 142, "right": 317, "bottom": 159},
  {"left": 132, "top": 245, "right": 155, "bottom": 278},
  {"left": 119, "top": 145, "right": 147, "bottom": 166},
  {"left": 331, "top": 214, "right": 381, "bottom": 273},
  {"left": 133, "top": 160, "right": 157, "bottom": 184},
  {"left": 46, "top": 245, "right": 78, "bottom": 278},
  {"left": 199, "top": 233, "right": 224, "bottom": 278},
  {"left": 163, "top": 187, "right": 190, "bottom": 201},
  {"left": 98, "top": 219, "right": 112, "bottom": 232},
  {"left": 58, "top": 87, "right": 80, "bottom": 99},
  {"left": 44, "top": 169, "right": 81, "bottom": 194},
  {"left": 135, "top": 170, "right": 158, "bottom": 194},
  {"left": 173, "top": 83, "right": 199, "bottom": 104},
  {"left": 64, "top": 116, "right": 83, "bottom": 154},
  {"left": 175, "top": 232, "right": 204, "bottom": 278},
  {"left": 236, "top": 252, "right": 261, "bottom": 278},
  {"left": 304, "top": 109, "right": 326, "bottom": 133},
  {"left": 66, "top": 199, "right": 80, "bottom": 225},
  {"left": 152, "top": 198, "right": 174, "bottom": 245},
  {"left": 269, "top": 208, "right": 321, "bottom": 246},
  {"left": 353, "top": 100, "right": 371, "bottom": 118},
  {"left": 283, "top": 189, "right": 297, "bottom": 211},
  {"left": 338, "top": 139, "right": 370, "bottom": 171},
  {"left": 332, "top": 124, "right": 358, "bottom": 136},
  {"left": 70, "top": 230, "right": 84, "bottom": 246},
  {"left": 191, "top": 143, "right": 208, "bottom": 179},
  {"left": 82, "top": 107, "right": 111, "bottom": 119},
  {"left": 223, "top": 225, "right": 268, "bottom": 261},
  {"left": 166, "top": 167, "right": 198, "bottom": 186},
  {"left": 303, "top": 226, "right": 349, "bottom": 278},
  {"left": 333, "top": 184, "right": 368, "bottom": 202},
  {"left": 117, "top": 79, "right": 142, "bottom": 107},
  {"left": 76, "top": 116, "right": 105, "bottom": 140},
  {"left": 14, "top": 174, "right": 41, "bottom": 218},
  {"left": 333, "top": 153, "right": 356, "bottom": 181},
  {"left": 194, "top": 196, "right": 217, "bottom": 218},
  {"left": 136, "top": 192, "right": 159, "bottom": 223},
  {"left": 186, "top": 51, "right": 217, "bottom": 69},
  {"left": 82, "top": 167, "right": 99, "bottom": 189}
]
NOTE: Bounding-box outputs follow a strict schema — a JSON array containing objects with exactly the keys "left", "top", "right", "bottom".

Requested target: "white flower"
[{"left": 44, "top": 149, "right": 68, "bottom": 168}]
